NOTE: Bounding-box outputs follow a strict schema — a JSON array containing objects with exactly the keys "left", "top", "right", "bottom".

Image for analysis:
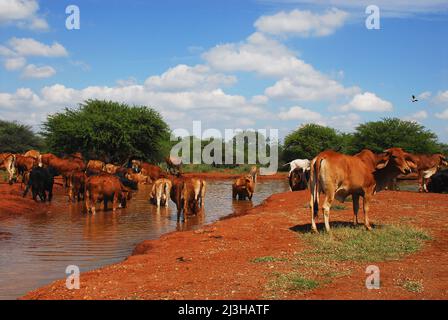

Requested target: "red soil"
[{"left": 20, "top": 184, "right": 448, "bottom": 300}]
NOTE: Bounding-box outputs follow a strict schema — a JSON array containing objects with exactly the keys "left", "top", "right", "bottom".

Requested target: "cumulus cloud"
[
  {"left": 255, "top": 8, "right": 349, "bottom": 37},
  {"left": 7, "top": 38, "right": 68, "bottom": 57},
  {"left": 278, "top": 106, "right": 322, "bottom": 121},
  {"left": 404, "top": 110, "right": 428, "bottom": 122},
  {"left": 21, "top": 64, "right": 56, "bottom": 78},
  {"left": 434, "top": 90, "right": 448, "bottom": 104},
  {"left": 145, "top": 64, "right": 236, "bottom": 91},
  {"left": 4, "top": 57, "right": 26, "bottom": 70},
  {"left": 338, "top": 92, "right": 393, "bottom": 112},
  {"left": 203, "top": 32, "right": 359, "bottom": 102},
  {"left": 417, "top": 91, "right": 431, "bottom": 100},
  {"left": 0, "top": 0, "right": 49, "bottom": 30},
  {"left": 435, "top": 109, "right": 448, "bottom": 120}
]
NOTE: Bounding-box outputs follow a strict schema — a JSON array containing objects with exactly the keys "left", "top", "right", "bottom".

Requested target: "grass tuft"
[{"left": 251, "top": 256, "right": 287, "bottom": 263}]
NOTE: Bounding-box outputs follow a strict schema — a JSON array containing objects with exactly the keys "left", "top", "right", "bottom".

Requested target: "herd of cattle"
[
  {"left": 286, "top": 148, "right": 448, "bottom": 233},
  {"left": 0, "top": 147, "right": 447, "bottom": 229}
]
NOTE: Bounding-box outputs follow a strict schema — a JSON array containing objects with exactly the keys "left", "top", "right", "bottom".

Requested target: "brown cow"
[
  {"left": 165, "top": 156, "right": 182, "bottom": 175},
  {"left": 68, "top": 171, "right": 86, "bottom": 202},
  {"left": 140, "top": 163, "right": 164, "bottom": 182},
  {"left": 182, "top": 178, "right": 206, "bottom": 220},
  {"left": 126, "top": 172, "right": 150, "bottom": 184},
  {"left": 43, "top": 154, "right": 83, "bottom": 187},
  {"left": 105, "top": 163, "right": 120, "bottom": 174},
  {"left": 409, "top": 154, "right": 448, "bottom": 192},
  {"left": 170, "top": 175, "right": 186, "bottom": 220},
  {"left": 87, "top": 160, "right": 106, "bottom": 173},
  {"left": 40, "top": 153, "right": 58, "bottom": 167},
  {"left": 150, "top": 178, "right": 172, "bottom": 207},
  {"left": 24, "top": 150, "right": 40, "bottom": 161},
  {"left": 232, "top": 174, "right": 256, "bottom": 200},
  {"left": 0, "top": 153, "right": 16, "bottom": 184},
  {"left": 85, "top": 174, "right": 132, "bottom": 214},
  {"left": 15, "top": 155, "right": 38, "bottom": 185},
  {"left": 309, "top": 148, "right": 416, "bottom": 233}
]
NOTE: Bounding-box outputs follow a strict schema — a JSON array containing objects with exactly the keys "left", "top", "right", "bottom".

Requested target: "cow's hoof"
[{"left": 311, "top": 228, "right": 318, "bottom": 234}]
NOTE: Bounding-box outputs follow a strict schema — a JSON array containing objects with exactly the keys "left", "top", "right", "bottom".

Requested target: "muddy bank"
[
  {"left": 0, "top": 183, "right": 50, "bottom": 221},
  {"left": 22, "top": 190, "right": 448, "bottom": 300}
]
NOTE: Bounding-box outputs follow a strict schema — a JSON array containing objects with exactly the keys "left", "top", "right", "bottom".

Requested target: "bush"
[{"left": 0, "top": 120, "right": 44, "bottom": 153}]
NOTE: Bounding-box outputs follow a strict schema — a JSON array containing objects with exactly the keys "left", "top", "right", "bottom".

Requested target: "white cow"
[{"left": 284, "top": 159, "right": 311, "bottom": 176}]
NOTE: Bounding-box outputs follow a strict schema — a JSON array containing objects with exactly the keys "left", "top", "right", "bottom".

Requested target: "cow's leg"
[
  {"left": 418, "top": 172, "right": 423, "bottom": 192},
  {"left": 104, "top": 198, "right": 109, "bottom": 212},
  {"left": 310, "top": 194, "right": 318, "bottom": 233},
  {"left": 322, "top": 194, "right": 334, "bottom": 233},
  {"left": 156, "top": 187, "right": 162, "bottom": 208},
  {"left": 352, "top": 194, "right": 360, "bottom": 226},
  {"left": 362, "top": 194, "right": 373, "bottom": 231},
  {"left": 112, "top": 193, "right": 118, "bottom": 213},
  {"left": 85, "top": 189, "right": 90, "bottom": 214}
]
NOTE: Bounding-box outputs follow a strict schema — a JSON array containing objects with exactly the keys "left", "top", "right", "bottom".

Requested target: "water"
[{"left": 0, "top": 179, "right": 289, "bottom": 300}]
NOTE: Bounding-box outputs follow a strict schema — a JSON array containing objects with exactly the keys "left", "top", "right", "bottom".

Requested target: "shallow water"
[{"left": 0, "top": 179, "right": 289, "bottom": 300}]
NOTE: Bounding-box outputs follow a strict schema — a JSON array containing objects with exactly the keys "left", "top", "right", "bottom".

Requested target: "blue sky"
[{"left": 1, "top": 0, "right": 447, "bottom": 142}]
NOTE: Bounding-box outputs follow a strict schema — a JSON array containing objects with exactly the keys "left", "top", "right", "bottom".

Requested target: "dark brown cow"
[
  {"left": 309, "top": 148, "right": 416, "bottom": 233},
  {"left": 0, "top": 153, "right": 16, "bottom": 184},
  {"left": 289, "top": 167, "right": 309, "bottom": 191},
  {"left": 409, "top": 154, "right": 448, "bottom": 192},
  {"left": 105, "top": 163, "right": 120, "bottom": 174},
  {"left": 170, "top": 175, "right": 186, "bottom": 220},
  {"left": 85, "top": 173, "right": 132, "bottom": 214},
  {"left": 68, "top": 171, "right": 87, "bottom": 202},
  {"left": 232, "top": 174, "right": 256, "bottom": 200}
]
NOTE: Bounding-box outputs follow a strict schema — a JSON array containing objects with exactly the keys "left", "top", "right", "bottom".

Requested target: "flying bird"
[{"left": 411, "top": 95, "right": 418, "bottom": 102}]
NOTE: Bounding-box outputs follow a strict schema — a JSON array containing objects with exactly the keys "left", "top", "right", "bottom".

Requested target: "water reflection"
[{"left": 0, "top": 179, "right": 289, "bottom": 299}]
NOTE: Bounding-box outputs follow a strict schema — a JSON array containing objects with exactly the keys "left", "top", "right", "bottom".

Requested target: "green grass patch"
[
  {"left": 268, "top": 273, "right": 319, "bottom": 293},
  {"left": 399, "top": 279, "right": 424, "bottom": 293},
  {"left": 300, "top": 224, "right": 431, "bottom": 263},
  {"left": 251, "top": 256, "right": 287, "bottom": 263}
]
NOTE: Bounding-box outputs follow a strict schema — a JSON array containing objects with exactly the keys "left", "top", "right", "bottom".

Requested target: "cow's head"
[
  {"left": 438, "top": 154, "right": 448, "bottom": 167},
  {"left": 376, "top": 148, "right": 416, "bottom": 174}
]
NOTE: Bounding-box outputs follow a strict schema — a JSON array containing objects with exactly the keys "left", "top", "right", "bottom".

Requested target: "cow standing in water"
[
  {"left": 309, "top": 148, "right": 416, "bottom": 233},
  {"left": 409, "top": 154, "right": 448, "bottom": 192},
  {"left": 150, "top": 178, "right": 172, "bottom": 207}
]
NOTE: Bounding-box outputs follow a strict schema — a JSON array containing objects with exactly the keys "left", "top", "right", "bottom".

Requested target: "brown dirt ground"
[{"left": 17, "top": 177, "right": 447, "bottom": 300}]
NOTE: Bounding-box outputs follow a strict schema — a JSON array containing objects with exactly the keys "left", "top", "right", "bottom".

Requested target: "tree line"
[{"left": 1, "top": 100, "right": 446, "bottom": 165}]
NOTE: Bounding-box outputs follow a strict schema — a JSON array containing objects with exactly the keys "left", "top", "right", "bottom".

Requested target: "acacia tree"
[
  {"left": 282, "top": 124, "right": 344, "bottom": 161},
  {"left": 0, "top": 120, "right": 44, "bottom": 153},
  {"left": 42, "top": 100, "right": 171, "bottom": 163},
  {"left": 351, "top": 118, "right": 443, "bottom": 154}
]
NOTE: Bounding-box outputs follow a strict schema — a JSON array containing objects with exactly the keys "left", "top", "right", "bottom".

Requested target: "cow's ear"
[{"left": 376, "top": 157, "right": 389, "bottom": 170}]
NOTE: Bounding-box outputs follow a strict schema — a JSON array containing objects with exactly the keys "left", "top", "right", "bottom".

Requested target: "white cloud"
[
  {"left": 8, "top": 38, "right": 68, "bottom": 57},
  {"left": 435, "top": 109, "right": 448, "bottom": 120},
  {"left": 278, "top": 106, "right": 322, "bottom": 121},
  {"left": 417, "top": 91, "right": 431, "bottom": 100},
  {"left": 203, "top": 32, "right": 359, "bottom": 102},
  {"left": 404, "top": 110, "right": 428, "bottom": 122},
  {"left": 4, "top": 56, "right": 26, "bottom": 70},
  {"left": 269, "top": 1, "right": 448, "bottom": 17},
  {"left": 0, "top": 0, "right": 49, "bottom": 30},
  {"left": 434, "top": 90, "right": 448, "bottom": 104},
  {"left": 22, "top": 64, "right": 56, "bottom": 78},
  {"left": 338, "top": 92, "right": 393, "bottom": 112},
  {"left": 327, "top": 113, "right": 361, "bottom": 131},
  {"left": 255, "top": 8, "right": 349, "bottom": 37},
  {"left": 145, "top": 64, "right": 236, "bottom": 91}
]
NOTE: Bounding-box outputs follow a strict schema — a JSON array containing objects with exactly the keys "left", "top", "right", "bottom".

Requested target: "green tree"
[
  {"left": 42, "top": 100, "right": 171, "bottom": 163},
  {"left": 0, "top": 120, "right": 44, "bottom": 153},
  {"left": 351, "top": 118, "right": 442, "bottom": 154},
  {"left": 282, "top": 124, "right": 344, "bottom": 161}
]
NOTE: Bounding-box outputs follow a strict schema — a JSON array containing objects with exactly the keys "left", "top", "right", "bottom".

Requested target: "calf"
[
  {"left": 0, "top": 153, "right": 16, "bottom": 184},
  {"left": 232, "top": 174, "right": 256, "bottom": 200},
  {"left": 289, "top": 167, "right": 309, "bottom": 191},
  {"left": 150, "top": 178, "right": 172, "bottom": 207},
  {"left": 409, "top": 154, "right": 448, "bottom": 192},
  {"left": 85, "top": 174, "right": 132, "bottom": 214},
  {"left": 309, "top": 148, "right": 416, "bottom": 233},
  {"left": 23, "top": 167, "right": 58, "bottom": 202},
  {"left": 427, "top": 169, "right": 448, "bottom": 193}
]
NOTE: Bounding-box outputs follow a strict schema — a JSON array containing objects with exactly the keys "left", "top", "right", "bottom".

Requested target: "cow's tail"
[
  {"left": 9, "top": 154, "right": 16, "bottom": 172},
  {"left": 310, "top": 157, "right": 322, "bottom": 218}
]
